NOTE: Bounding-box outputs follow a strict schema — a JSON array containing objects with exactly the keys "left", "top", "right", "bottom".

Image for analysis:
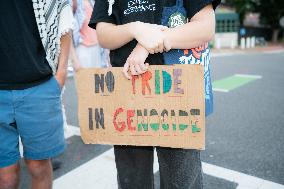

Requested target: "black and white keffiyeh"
[{"left": 32, "top": 0, "right": 73, "bottom": 74}]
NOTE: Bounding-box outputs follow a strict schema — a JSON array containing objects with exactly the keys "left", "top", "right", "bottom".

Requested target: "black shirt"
[
  {"left": 89, "top": 0, "right": 220, "bottom": 67},
  {"left": 0, "top": 0, "right": 52, "bottom": 90}
]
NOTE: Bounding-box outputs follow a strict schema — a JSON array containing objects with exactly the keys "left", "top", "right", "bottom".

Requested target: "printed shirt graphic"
[
  {"left": 168, "top": 12, "right": 186, "bottom": 28},
  {"left": 180, "top": 45, "right": 214, "bottom": 117},
  {"left": 123, "top": 0, "right": 156, "bottom": 15}
]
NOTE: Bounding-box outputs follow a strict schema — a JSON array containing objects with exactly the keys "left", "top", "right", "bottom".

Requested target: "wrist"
[
  {"left": 163, "top": 30, "right": 172, "bottom": 51},
  {"left": 56, "top": 69, "right": 67, "bottom": 78},
  {"left": 136, "top": 43, "right": 150, "bottom": 55},
  {"left": 128, "top": 21, "right": 140, "bottom": 38}
]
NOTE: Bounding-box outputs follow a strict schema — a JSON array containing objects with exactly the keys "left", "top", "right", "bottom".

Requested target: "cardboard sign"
[{"left": 75, "top": 64, "right": 205, "bottom": 149}]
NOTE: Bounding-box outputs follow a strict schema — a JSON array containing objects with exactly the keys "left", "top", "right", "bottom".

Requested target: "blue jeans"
[
  {"left": 114, "top": 146, "right": 203, "bottom": 189},
  {"left": 0, "top": 77, "right": 66, "bottom": 168}
]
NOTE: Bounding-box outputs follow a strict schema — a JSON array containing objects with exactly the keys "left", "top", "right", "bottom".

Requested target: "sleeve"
[
  {"left": 58, "top": 2, "right": 74, "bottom": 36},
  {"left": 184, "top": 0, "right": 221, "bottom": 20},
  {"left": 88, "top": 0, "right": 116, "bottom": 29}
]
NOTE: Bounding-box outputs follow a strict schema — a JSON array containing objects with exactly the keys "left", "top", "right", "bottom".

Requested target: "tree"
[
  {"left": 255, "top": 0, "right": 284, "bottom": 42},
  {"left": 225, "top": 0, "right": 284, "bottom": 42},
  {"left": 225, "top": 0, "right": 257, "bottom": 25}
]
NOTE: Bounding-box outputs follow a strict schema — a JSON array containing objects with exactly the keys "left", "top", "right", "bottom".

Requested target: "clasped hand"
[
  {"left": 123, "top": 22, "right": 170, "bottom": 79},
  {"left": 130, "top": 21, "right": 170, "bottom": 54}
]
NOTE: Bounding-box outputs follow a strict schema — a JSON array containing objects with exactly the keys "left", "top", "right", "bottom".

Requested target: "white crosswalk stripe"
[{"left": 54, "top": 125, "right": 284, "bottom": 189}]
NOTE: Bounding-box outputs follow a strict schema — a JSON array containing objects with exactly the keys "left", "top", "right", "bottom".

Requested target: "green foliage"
[
  {"left": 225, "top": 0, "right": 257, "bottom": 25},
  {"left": 226, "top": 0, "right": 284, "bottom": 28},
  {"left": 255, "top": 0, "right": 284, "bottom": 29}
]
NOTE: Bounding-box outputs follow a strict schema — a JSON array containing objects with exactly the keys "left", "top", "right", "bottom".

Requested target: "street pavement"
[{"left": 19, "top": 50, "right": 284, "bottom": 189}]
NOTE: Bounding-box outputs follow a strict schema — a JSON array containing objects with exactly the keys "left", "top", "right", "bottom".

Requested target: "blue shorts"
[{"left": 0, "top": 77, "right": 66, "bottom": 168}]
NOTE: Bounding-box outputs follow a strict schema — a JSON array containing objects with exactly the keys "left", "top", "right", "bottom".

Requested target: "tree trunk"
[{"left": 272, "top": 29, "right": 280, "bottom": 43}]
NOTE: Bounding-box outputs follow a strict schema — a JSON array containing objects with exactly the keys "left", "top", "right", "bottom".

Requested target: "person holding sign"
[{"left": 89, "top": 0, "right": 220, "bottom": 188}]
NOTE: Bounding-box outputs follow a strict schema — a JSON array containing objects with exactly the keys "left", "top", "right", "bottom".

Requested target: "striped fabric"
[{"left": 32, "top": 0, "right": 73, "bottom": 74}]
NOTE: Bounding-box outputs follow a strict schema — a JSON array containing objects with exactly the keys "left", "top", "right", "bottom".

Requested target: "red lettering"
[
  {"left": 113, "top": 108, "right": 126, "bottom": 132},
  {"left": 142, "top": 71, "right": 152, "bottom": 95},
  {"left": 127, "top": 110, "right": 136, "bottom": 131},
  {"left": 132, "top": 75, "right": 139, "bottom": 94}
]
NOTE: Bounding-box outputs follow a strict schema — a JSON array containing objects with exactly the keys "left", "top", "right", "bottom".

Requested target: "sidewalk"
[{"left": 211, "top": 43, "right": 284, "bottom": 56}]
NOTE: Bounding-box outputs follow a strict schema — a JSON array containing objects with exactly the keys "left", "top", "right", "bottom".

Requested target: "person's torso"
[
  {"left": 110, "top": 0, "right": 178, "bottom": 67},
  {"left": 93, "top": 0, "right": 215, "bottom": 116},
  {"left": 80, "top": 0, "right": 99, "bottom": 46},
  {"left": 0, "top": 0, "right": 52, "bottom": 90}
]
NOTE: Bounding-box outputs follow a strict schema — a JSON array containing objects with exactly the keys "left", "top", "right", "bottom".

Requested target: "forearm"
[
  {"left": 164, "top": 5, "right": 215, "bottom": 50},
  {"left": 96, "top": 22, "right": 134, "bottom": 50},
  {"left": 57, "top": 32, "right": 72, "bottom": 76}
]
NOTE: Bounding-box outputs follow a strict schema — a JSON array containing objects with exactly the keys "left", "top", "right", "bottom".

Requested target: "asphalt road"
[{"left": 19, "top": 51, "right": 284, "bottom": 189}]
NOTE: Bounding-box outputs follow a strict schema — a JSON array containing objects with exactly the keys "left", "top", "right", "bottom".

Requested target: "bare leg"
[
  {"left": 0, "top": 162, "right": 20, "bottom": 189},
  {"left": 25, "top": 159, "right": 52, "bottom": 189}
]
